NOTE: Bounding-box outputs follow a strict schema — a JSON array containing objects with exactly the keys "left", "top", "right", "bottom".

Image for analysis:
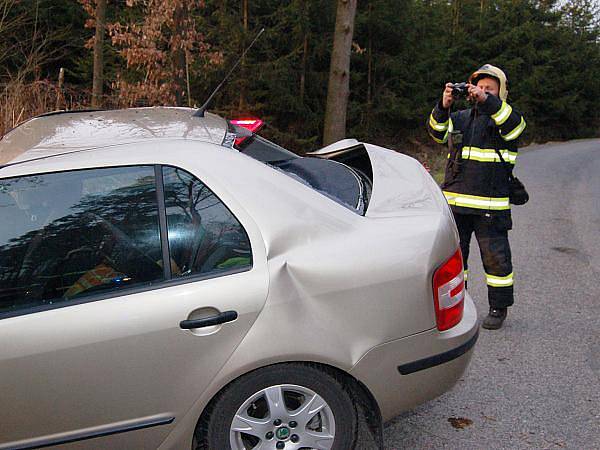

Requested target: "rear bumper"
[
  {"left": 397, "top": 329, "right": 478, "bottom": 375},
  {"left": 349, "top": 292, "right": 479, "bottom": 421}
]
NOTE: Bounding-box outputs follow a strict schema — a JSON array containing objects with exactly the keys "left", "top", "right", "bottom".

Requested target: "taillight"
[
  {"left": 230, "top": 118, "right": 264, "bottom": 146},
  {"left": 432, "top": 248, "right": 465, "bottom": 331}
]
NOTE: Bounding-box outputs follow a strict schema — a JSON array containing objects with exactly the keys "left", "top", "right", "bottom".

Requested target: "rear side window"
[
  {"left": 0, "top": 167, "right": 163, "bottom": 315},
  {"left": 162, "top": 167, "right": 252, "bottom": 278}
]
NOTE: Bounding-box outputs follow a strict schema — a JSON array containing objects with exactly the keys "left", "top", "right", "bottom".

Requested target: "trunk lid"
[{"left": 308, "top": 141, "right": 449, "bottom": 218}]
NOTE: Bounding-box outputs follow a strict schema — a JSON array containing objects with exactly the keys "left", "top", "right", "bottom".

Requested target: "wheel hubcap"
[
  {"left": 276, "top": 427, "right": 290, "bottom": 440},
  {"left": 229, "top": 383, "right": 336, "bottom": 450}
]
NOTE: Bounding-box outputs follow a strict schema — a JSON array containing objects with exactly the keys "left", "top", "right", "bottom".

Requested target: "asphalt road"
[{"left": 383, "top": 139, "right": 600, "bottom": 449}]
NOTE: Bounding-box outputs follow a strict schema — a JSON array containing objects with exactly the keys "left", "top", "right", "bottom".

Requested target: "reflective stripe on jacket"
[{"left": 427, "top": 94, "right": 526, "bottom": 216}]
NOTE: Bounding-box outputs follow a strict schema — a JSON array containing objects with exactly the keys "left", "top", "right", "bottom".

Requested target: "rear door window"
[
  {"left": 162, "top": 166, "right": 252, "bottom": 278},
  {"left": 0, "top": 167, "right": 163, "bottom": 316}
]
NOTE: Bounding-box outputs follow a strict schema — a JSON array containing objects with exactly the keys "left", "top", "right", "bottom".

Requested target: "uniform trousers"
[{"left": 454, "top": 212, "right": 514, "bottom": 309}]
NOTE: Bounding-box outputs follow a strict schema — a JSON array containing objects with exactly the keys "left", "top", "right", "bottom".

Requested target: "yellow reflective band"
[
  {"left": 429, "top": 114, "right": 449, "bottom": 132},
  {"left": 430, "top": 117, "right": 452, "bottom": 144},
  {"left": 443, "top": 191, "right": 510, "bottom": 210},
  {"left": 486, "top": 272, "right": 514, "bottom": 287},
  {"left": 464, "top": 269, "right": 469, "bottom": 281},
  {"left": 430, "top": 130, "right": 448, "bottom": 144},
  {"left": 492, "top": 101, "right": 513, "bottom": 126},
  {"left": 461, "top": 147, "right": 517, "bottom": 164},
  {"left": 502, "top": 117, "right": 526, "bottom": 141}
]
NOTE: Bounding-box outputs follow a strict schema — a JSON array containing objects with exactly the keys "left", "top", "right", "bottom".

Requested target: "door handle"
[{"left": 179, "top": 310, "right": 238, "bottom": 330}]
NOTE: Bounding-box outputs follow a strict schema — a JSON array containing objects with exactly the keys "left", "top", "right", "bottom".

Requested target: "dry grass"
[{"left": 0, "top": 79, "right": 92, "bottom": 137}]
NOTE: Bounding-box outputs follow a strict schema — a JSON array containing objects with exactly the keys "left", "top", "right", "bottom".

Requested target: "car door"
[{"left": 0, "top": 165, "right": 268, "bottom": 449}]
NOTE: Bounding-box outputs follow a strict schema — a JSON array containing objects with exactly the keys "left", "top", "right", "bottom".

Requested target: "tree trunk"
[
  {"left": 91, "top": 0, "right": 106, "bottom": 108},
  {"left": 172, "top": 2, "right": 187, "bottom": 106},
  {"left": 479, "top": 0, "right": 485, "bottom": 31},
  {"left": 323, "top": 0, "right": 357, "bottom": 146},
  {"left": 452, "top": 0, "right": 461, "bottom": 36},
  {"left": 299, "top": 0, "right": 309, "bottom": 102},
  {"left": 56, "top": 67, "right": 65, "bottom": 110},
  {"left": 300, "top": 34, "right": 308, "bottom": 102}
]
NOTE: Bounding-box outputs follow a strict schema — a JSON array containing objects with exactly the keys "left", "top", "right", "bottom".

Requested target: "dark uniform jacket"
[{"left": 427, "top": 94, "right": 526, "bottom": 218}]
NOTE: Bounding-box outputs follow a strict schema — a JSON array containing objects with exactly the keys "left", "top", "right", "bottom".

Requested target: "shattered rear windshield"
[{"left": 237, "top": 135, "right": 366, "bottom": 215}]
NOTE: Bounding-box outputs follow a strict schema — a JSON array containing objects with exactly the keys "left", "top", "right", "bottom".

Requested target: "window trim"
[
  {"left": 0, "top": 164, "right": 254, "bottom": 321},
  {"left": 155, "top": 165, "right": 172, "bottom": 280}
]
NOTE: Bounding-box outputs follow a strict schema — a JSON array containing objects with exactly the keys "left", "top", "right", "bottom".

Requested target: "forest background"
[{"left": 0, "top": 0, "right": 599, "bottom": 169}]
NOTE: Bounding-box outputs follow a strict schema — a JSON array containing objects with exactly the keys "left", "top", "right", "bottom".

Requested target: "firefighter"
[{"left": 427, "top": 64, "right": 526, "bottom": 330}]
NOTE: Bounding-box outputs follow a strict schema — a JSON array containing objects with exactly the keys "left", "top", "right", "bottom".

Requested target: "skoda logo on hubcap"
[{"left": 276, "top": 427, "right": 290, "bottom": 440}]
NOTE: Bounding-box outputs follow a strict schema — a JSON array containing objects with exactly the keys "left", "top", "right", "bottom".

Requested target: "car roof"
[{"left": 0, "top": 107, "right": 228, "bottom": 166}]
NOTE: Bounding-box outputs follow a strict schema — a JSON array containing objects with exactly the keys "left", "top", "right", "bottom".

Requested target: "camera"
[{"left": 451, "top": 82, "right": 469, "bottom": 98}]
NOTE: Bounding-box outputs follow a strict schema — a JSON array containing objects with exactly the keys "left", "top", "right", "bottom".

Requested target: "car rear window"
[
  {"left": 237, "top": 134, "right": 298, "bottom": 163},
  {"left": 238, "top": 135, "right": 367, "bottom": 214},
  {"left": 272, "top": 158, "right": 364, "bottom": 212}
]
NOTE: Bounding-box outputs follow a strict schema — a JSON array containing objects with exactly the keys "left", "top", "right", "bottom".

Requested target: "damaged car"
[{"left": 0, "top": 107, "right": 478, "bottom": 450}]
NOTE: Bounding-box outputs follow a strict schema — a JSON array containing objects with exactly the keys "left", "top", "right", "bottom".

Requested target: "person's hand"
[
  {"left": 467, "top": 83, "right": 488, "bottom": 103},
  {"left": 442, "top": 83, "right": 454, "bottom": 109}
]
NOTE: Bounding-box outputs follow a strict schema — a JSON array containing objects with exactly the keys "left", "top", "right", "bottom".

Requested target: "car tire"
[{"left": 195, "top": 363, "right": 358, "bottom": 450}]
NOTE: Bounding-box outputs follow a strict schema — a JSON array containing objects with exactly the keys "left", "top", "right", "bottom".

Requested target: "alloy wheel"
[{"left": 229, "top": 383, "right": 336, "bottom": 450}]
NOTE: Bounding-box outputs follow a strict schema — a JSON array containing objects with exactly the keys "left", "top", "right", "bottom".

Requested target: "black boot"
[{"left": 482, "top": 307, "right": 507, "bottom": 330}]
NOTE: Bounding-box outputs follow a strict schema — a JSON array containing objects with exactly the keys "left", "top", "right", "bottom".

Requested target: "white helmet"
[{"left": 469, "top": 64, "right": 508, "bottom": 101}]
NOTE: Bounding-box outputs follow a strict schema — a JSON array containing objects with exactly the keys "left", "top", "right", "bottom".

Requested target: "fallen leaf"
[{"left": 448, "top": 417, "right": 473, "bottom": 429}]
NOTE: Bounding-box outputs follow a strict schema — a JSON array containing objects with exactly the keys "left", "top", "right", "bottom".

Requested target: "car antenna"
[{"left": 194, "top": 28, "right": 265, "bottom": 118}]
